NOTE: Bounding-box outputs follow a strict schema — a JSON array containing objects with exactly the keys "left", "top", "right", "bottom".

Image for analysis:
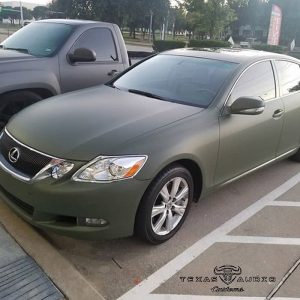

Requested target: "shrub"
[
  {"left": 153, "top": 40, "right": 186, "bottom": 52},
  {"left": 288, "top": 51, "right": 300, "bottom": 59},
  {"left": 252, "top": 44, "right": 285, "bottom": 54},
  {"left": 188, "top": 39, "right": 231, "bottom": 48}
]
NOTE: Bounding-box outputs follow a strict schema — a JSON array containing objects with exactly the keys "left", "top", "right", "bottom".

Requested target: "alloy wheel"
[{"left": 151, "top": 177, "right": 189, "bottom": 236}]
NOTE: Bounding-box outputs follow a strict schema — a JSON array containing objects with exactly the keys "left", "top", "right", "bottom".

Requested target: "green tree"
[
  {"left": 184, "top": 0, "right": 237, "bottom": 39},
  {"left": 33, "top": 6, "right": 48, "bottom": 20},
  {"left": 1, "top": 6, "right": 20, "bottom": 25}
]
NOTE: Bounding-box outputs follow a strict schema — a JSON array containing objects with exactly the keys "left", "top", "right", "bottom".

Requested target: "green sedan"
[{"left": 1, "top": 48, "right": 300, "bottom": 244}]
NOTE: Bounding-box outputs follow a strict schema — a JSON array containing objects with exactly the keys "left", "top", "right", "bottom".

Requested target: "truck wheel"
[
  {"left": 135, "top": 165, "right": 194, "bottom": 244},
  {"left": 0, "top": 91, "right": 42, "bottom": 129}
]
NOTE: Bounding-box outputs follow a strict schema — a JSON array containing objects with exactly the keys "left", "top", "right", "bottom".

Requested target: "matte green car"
[{"left": 1, "top": 48, "right": 300, "bottom": 244}]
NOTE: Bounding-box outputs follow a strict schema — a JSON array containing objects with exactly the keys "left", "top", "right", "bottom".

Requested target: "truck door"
[{"left": 59, "top": 27, "right": 125, "bottom": 93}]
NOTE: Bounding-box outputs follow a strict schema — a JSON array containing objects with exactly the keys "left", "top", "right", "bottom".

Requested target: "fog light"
[{"left": 85, "top": 218, "right": 107, "bottom": 227}]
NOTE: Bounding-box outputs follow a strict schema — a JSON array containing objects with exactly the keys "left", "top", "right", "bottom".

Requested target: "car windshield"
[
  {"left": 113, "top": 54, "right": 238, "bottom": 108},
  {"left": 0, "top": 22, "right": 73, "bottom": 57}
]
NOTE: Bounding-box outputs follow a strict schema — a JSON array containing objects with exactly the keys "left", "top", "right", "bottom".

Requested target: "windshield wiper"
[
  {"left": 3, "top": 47, "right": 29, "bottom": 54},
  {"left": 128, "top": 89, "right": 166, "bottom": 100}
]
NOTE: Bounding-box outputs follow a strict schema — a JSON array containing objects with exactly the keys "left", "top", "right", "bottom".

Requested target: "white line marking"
[
  {"left": 221, "top": 235, "right": 300, "bottom": 245},
  {"left": 131, "top": 295, "right": 297, "bottom": 300},
  {"left": 118, "top": 172, "right": 300, "bottom": 300},
  {"left": 269, "top": 201, "right": 300, "bottom": 207},
  {"left": 266, "top": 258, "right": 300, "bottom": 299}
]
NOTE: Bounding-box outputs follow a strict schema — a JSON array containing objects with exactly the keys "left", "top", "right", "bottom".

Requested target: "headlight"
[
  {"left": 72, "top": 156, "right": 147, "bottom": 183},
  {"left": 34, "top": 159, "right": 74, "bottom": 181}
]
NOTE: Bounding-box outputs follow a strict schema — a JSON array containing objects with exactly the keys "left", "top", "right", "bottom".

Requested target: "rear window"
[
  {"left": 113, "top": 55, "right": 238, "bottom": 107},
  {"left": 275, "top": 61, "right": 300, "bottom": 96}
]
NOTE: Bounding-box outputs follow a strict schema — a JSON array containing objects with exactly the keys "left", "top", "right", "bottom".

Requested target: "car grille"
[{"left": 0, "top": 131, "right": 52, "bottom": 177}]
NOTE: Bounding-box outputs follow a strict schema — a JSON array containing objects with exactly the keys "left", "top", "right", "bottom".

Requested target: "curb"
[{"left": 0, "top": 199, "right": 105, "bottom": 300}]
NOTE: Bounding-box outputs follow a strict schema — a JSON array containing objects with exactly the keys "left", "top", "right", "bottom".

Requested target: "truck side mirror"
[{"left": 68, "top": 48, "right": 96, "bottom": 63}]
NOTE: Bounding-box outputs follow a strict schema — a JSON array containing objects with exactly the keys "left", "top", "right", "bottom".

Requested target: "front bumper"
[{"left": 0, "top": 168, "right": 151, "bottom": 240}]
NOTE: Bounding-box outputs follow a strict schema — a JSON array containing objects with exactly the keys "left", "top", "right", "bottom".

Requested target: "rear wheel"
[
  {"left": 135, "top": 165, "right": 194, "bottom": 244},
  {"left": 0, "top": 91, "right": 42, "bottom": 129}
]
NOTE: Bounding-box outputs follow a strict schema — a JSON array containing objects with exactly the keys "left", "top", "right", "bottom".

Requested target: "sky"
[{"left": 2, "top": 0, "right": 50, "bottom": 4}]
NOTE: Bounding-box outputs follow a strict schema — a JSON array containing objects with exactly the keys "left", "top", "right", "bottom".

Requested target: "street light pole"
[
  {"left": 20, "top": 0, "right": 24, "bottom": 27},
  {"left": 149, "top": 10, "right": 153, "bottom": 43}
]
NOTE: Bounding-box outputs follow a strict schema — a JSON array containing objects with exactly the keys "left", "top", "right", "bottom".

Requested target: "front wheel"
[
  {"left": 135, "top": 165, "right": 194, "bottom": 244},
  {"left": 0, "top": 91, "right": 43, "bottom": 130}
]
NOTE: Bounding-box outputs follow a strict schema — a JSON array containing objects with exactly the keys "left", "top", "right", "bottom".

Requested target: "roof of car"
[
  {"left": 163, "top": 48, "right": 296, "bottom": 65},
  {"left": 37, "top": 19, "right": 113, "bottom": 26}
]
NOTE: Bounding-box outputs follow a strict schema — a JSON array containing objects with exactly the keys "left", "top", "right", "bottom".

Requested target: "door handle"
[
  {"left": 273, "top": 109, "right": 284, "bottom": 118},
  {"left": 108, "top": 70, "right": 119, "bottom": 76}
]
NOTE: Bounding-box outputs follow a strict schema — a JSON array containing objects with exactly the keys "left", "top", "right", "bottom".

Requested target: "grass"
[{"left": 0, "top": 23, "right": 20, "bottom": 36}]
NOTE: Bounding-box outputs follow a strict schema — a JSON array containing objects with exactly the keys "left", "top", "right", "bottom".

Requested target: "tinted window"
[
  {"left": 0, "top": 22, "right": 73, "bottom": 57},
  {"left": 113, "top": 55, "right": 238, "bottom": 107},
  {"left": 276, "top": 61, "right": 300, "bottom": 96},
  {"left": 72, "top": 28, "right": 117, "bottom": 62},
  {"left": 230, "top": 61, "right": 276, "bottom": 104}
]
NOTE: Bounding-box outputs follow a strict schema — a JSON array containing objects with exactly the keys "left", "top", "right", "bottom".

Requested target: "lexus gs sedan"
[{"left": 1, "top": 48, "right": 300, "bottom": 244}]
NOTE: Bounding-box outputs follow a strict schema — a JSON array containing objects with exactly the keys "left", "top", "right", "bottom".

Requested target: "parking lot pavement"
[{"left": 30, "top": 159, "right": 299, "bottom": 300}]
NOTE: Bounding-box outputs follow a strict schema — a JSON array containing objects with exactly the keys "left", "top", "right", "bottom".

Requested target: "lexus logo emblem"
[{"left": 8, "top": 147, "right": 20, "bottom": 164}]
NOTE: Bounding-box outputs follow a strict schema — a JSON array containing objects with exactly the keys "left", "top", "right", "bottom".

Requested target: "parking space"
[
  {"left": 27, "top": 159, "right": 299, "bottom": 300},
  {"left": 152, "top": 243, "right": 300, "bottom": 297}
]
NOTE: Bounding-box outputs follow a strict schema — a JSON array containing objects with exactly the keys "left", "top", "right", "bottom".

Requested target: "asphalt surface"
[{"left": 39, "top": 159, "right": 300, "bottom": 300}]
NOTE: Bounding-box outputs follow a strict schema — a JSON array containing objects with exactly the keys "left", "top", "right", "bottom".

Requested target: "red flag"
[{"left": 267, "top": 4, "right": 282, "bottom": 46}]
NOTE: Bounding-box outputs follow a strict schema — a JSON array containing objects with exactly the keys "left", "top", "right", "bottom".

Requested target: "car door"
[
  {"left": 214, "top": 60, "right": 285, "bottom": 184},
  {"left": 59, "top": 27, "right": 124, "bottom": 93},
  {"left": 274, "top": 60, "right": 300, "bottom": 155}
]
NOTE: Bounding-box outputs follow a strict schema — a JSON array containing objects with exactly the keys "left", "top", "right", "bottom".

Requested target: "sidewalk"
[
  {"left": 0, "top": 199, "right": 105, "bottom": 300},
  {"left": 0, "top": 224, "right": 63, "bottom": 300}
]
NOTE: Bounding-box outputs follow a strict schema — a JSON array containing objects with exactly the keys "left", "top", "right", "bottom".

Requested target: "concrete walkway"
[{"left": 0, "top": 224, "right": 63, "bottom": 300}]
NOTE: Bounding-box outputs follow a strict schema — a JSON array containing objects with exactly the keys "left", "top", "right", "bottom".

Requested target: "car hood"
[
  {"left": 0, "top": 49, "right": 36, "bottom": 63},
  {"left": 7, "top": 85, "right": 202, "bottom": 161}
]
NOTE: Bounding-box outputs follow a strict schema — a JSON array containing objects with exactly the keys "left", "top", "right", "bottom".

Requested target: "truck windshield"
[
  {"left": 0, "top": 22, "right": 73, "bottom": 57},
  {"left": 113, "top": 54, "right": 238, "bottom": 108}
]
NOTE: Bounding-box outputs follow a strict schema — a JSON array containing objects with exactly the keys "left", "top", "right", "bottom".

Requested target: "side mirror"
[
  {"left": 229, "top": 96, "right": 265, "bottom": 115},
  {"left": 68, "top": 48, "right": 96, "bottom": 63}
]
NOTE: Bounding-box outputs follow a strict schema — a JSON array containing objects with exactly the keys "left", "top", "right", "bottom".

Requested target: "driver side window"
[
  {"left": 71, "top": 27, "right": 118, "bottom": 62},
  {"left": 229, "top": 61, "right": 276, "bottom": 105}
]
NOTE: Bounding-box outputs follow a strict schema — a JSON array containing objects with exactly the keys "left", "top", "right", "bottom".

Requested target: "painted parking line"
[
  {"left": 269, "top": 201, "right": 300, "bottom": 207},
  {"left": 221, "top": 235, "right": 300, "bottom": 245},
  {"left": 118, "top": 172, "right": 300, "bottom": 300}
]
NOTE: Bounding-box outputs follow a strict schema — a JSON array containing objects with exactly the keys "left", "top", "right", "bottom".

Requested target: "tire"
[
  {"left": 135, "top": 165, "right": 194, "bottom": 244},
  {"left": 0, "top": 90, "right": 43, "bottom": 130},
  {"left": 290, "top": 149, "right": 300, "bottom": 162}
]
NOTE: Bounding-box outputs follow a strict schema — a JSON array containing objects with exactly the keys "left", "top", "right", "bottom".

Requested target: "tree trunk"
[{"left": 152, "top": 16, "right": 155, "bottom": 41}]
